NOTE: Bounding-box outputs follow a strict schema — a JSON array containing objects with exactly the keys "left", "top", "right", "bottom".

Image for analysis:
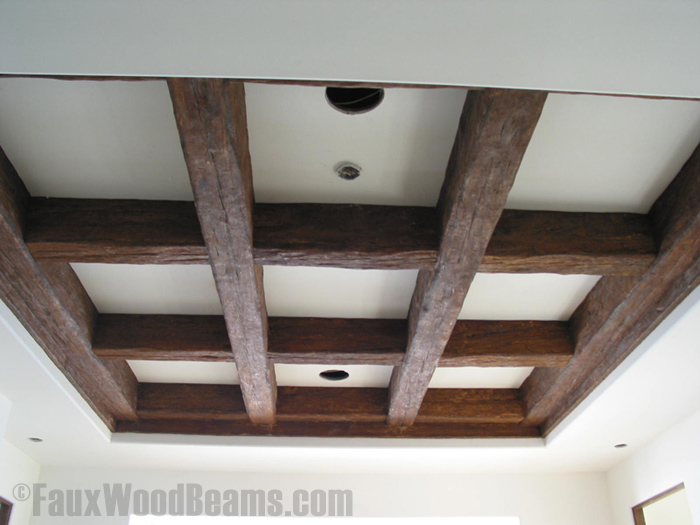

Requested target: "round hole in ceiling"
[
  {"left": 325, "top": 87, "right": 384, "bottom": 114},
  {"left": 614, "top": 443, "right": 628, "bottom": 449},
  {"left": 319, "top": 369, "right": 350, "bottom": 381}
]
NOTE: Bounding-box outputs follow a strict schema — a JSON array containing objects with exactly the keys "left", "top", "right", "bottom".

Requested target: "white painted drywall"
[
  {"left": 0, "top": 395, "right": 41, "bottom": 525},
  {"left": 2, "top": 1, "right": 700, "bottom": 98},
  {"left": 29, "top": 468, "right": 613, "bottom": 525},
  {"left": 607, "top": 408, "right": 700, "bottom": 525}
]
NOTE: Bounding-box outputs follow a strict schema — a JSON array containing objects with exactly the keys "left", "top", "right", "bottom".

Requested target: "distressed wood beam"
[
  {"left": 25, "top": 198, "right": 655, "bottom": 275},
  {"left": 0, "top": 147, "right": 137, "bottom": 429},
  {"left": 116, "top": 383, "right": 538, "bottom": 439},
  {"left": 388, "top": 89, "right": 547, "bottom": 426},
  {"left": 521, "top": 141, "right": 700, "bottom": 435},
  {"left": 93, "top": 315, "right": 573, "bottom": 368},
  {"left": 168, "top": 78, "right": 276, "bottom": 424}
]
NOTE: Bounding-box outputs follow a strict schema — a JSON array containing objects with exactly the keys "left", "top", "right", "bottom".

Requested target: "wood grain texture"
[
  {"left": 522, "top": 141, "right": 700, "bottom": 435},
  {"left": 25, "top": 198, "right": 655, "bottom": 275},
  {"left": 168, "top": 78, "right": 276, "bottom": 424},
  {"left": 93, "top": 315, "right": 573, "bottom": 368},
  {"left": 0, "top": 146, "right": 137, "bottom": 429},
  {"left": 136, "top": 384, "right": 524, "bottom": 424},
  {"left": 388, "top": 89, "right": 547, "bottom": 426}
]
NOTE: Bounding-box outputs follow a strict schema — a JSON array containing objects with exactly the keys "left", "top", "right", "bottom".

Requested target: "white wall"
[
  {"left": 28, "top": 468, "right": 612, "bottom": 525},
  {"left": 607, "top": 408, "right": 700, "bottom": 525},
  {"left": 0, "top": 393, "right": 41, "bottom": 525}
]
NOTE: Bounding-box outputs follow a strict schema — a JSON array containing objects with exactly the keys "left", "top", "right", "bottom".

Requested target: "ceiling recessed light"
[
  {"left": 326, "top": 87, "right": 384, "bottom": 115},
  {"left": 319, "top": 370, "right": 350, "bottom": 381},
  {"left": 28, "top": 437, "right": 43, "bottom": 443},
  {"left": 335, "top": 162, "right": 361, "bottom": 181},
  {"left": 614, "top": 443, "right": 628, "bottom": 449}
]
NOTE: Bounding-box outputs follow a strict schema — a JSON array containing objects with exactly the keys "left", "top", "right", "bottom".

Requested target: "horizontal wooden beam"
[
  {"left": 115, "top": 383, "right": 539, "bottom": 439},
  {"left": 25, "top": 198, "right": 656, "bottom": 275},
  {"left": 522, "top": 141, "right": 700, "bottom": 435},
  {"left": 93, "top": 315, "right": 574, "bottom": 368},
  {"left": 136, "top": 384, "right": 525, "bottom": 424}
]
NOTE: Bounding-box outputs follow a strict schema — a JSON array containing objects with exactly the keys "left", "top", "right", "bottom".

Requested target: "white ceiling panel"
[
  {"left": 263, "top": 266, "right": 418, "bottom": 319},
  {"left": 247, "top": 84, "right": 465, "bottom": 206},
  {"left": 429, "top": 367, "right": 534, "bottom": 389},
  {"left": 275, "top": 364, "right": 393, "bottom": 389},
  {"left": 508, "top": 93, "right": 700, "bottom": 213},
  {"left": 0, "top": 78, "right": 192, "bottom": 200},
  {"left": 71, "top": 264, "right": 222, "bottom": 315},
  {"left": 128, "top": 361, "right": 239, "bottom": 385},
  {"left": 459, "top": 274, "right": 600, "bottom": 321}
]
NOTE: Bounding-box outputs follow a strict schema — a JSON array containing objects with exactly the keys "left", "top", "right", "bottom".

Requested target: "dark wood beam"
[
  {"left": 388, "top": 89, "right": 547, "bottom": 426},
  {"left": 522, "top": 141, "right": 700, "bottom": 435},
  {"left": 93, "top": 315, "right": 573, "bottom": 368},
  {"left": 135, "top": 384, "right": 525, "bottom": 424},
  {"left": 25, "top": 198, "right": 655, "bottom": 275},
  {"left": 116, "top": 383, "right": 538, "bottom": 439},
  {"left": 0, "top": 146, "right": 137, "bottom": 429},
  {"left": 168, "top": 78, "right": 276, "bottom": 424}
]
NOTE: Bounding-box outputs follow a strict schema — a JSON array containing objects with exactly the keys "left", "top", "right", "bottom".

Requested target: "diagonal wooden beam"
[
  {"left": 24, "top": 197, "right": 656, "bottom": 275},
  {"left": 92, "top": 314, "right": 573, "bottom": 368},
  {"left": 168, "top": 78, "right": 276, "bottom": 424},
  {"left": 0, "top": 146, "right": 137, "bottom": 429},
  {"left": 388, "top": 89, "right": 547, "bottom": 426},
  {"left": 521, "top": 141, "right": 700, "bottom": 435}
]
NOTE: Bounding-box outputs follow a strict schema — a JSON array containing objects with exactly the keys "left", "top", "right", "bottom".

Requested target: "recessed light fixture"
[
  {"left": 28, "top": 437, "right": 43, "bottom": 443},
  {"left": 326, "top": 87, "right": 384, "bottom": 115},
  {"left": 335, "top": 162, "right": 361, "bottom": 181},
  {"left": 319, "top": 369, "right": 350, "bottom": 381},
  {"left": 614, "top": 443, "right": 628, "bottom": 449}
]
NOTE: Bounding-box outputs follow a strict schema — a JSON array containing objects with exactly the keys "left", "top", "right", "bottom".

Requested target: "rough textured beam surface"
[
  {"left": 168, "top": 78, "right": 276, "bottom": 424},
  {"left": 388, "top": 89, "right": 547, "bottom": 426},
  {"left": 522, "top": 141, "right": 700, "bottom": 436},
  {"left": 25, "top": 198, "right": 655, "bottom": 275},
  {"left": 0, "top": 147, "right": 137, "bottom": 429},
  {"left": 93, "top": 315, "right": 573, "bottom": 368}
]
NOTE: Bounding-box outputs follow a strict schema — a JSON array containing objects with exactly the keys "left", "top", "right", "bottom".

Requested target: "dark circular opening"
[
  {"left": 614, "top": 443, "right": 628, "bottom": 449},
  {"left": 28, "top": 437, "right": 43, "bottom": 443},
  {"left": 319, "top": 369, "right": 350, "bottom": 381},
  {"left": 326, "top": 87, "right": 384, "bottom": 114}
]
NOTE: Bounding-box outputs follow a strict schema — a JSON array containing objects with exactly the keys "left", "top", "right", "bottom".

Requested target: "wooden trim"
[
  {"left": 632, "top": 483, "right": 686, "bottom": 525},
  {"left": 0, "top": 147, "right": 137, "bottom": 429},
  {"left": 25, "top": 198, "right": 656, "bottom": 275},
  {"left": 0, "top": 496, "right": 12, "bottom": 525},
  {"left": 522, "top": 141, "right": 700, "bottom": 435},
  {"left": 168, "top": 78, "right": 276, "bottom": 424},
  {"left": 93, "top": 315, "right": 574, "bottom": 368},
  {"left": 388, "top": 89, "right": 547, "bottom": 426}
]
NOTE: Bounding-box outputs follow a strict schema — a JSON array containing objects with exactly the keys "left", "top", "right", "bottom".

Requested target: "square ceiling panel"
[
  {"left": 508, "top": 93, "right": 700, "bottom": 213},
  {"left": 429, "top": 367, "right": 534, "bottom": 389},
  {"left": 275, "top": 364, "right": 393, "bottom": 388},
  {"left": 263, "top": 266, "right": 418, "bottom": 319},
  {"left": 128, "top": 361, "right": 239, "bottom": 385},
  {"left": 246, "top": 84, "right": 467, "bottom": 206},
  {"left": 0, "top": 79, "right": 192, "bottom": 200},
  {"left": 71, "top": 263, "right": 222, "bottom": 315},
  {"left": 459, "top": 273, "right": 600, "bottom": 321}
]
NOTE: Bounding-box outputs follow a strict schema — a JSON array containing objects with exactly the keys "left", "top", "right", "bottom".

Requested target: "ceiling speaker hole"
[
  {"left": 319, "top": 369, "right": 350, "bottom": 381},
  {"left": 326, "top": 87, "right": 384, "bottom": 114}
]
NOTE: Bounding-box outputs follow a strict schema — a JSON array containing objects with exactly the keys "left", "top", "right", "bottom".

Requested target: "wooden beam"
[
  {"left": 168, "top": 78, "right": 276, "bottom": 424},
  {"left": 0, "top": 146, "right": 137, "bottom": 429},
  {"left": 93, "top": 315, "right": 573, "bottom": 368},
  {"left": 117, "top": 383, "right": 538, "bottom": 439},
  {"left": 521, "top": 141, "right": 700, "bottom": 435},
  {"left": 25, "top": 198, "right": 655, "bottom": 275},
  {"left": 388, "top": 89, "right": 547, "bottom": 426}
]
